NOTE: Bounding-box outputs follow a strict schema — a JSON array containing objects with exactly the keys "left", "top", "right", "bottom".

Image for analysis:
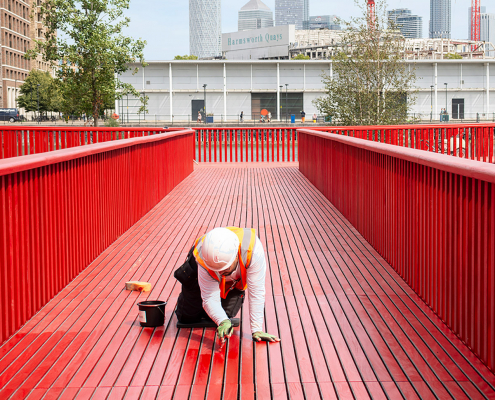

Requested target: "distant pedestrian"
[
  {"left": 197, "top": 111, "right": 202, "bottom": 123},
  {"left": 240, "top": 111, "right": 244, "bottom": 122},
  {"left": 312, "top": 113, "right": 317, "bottom": 123},
  {"left": 301, "top": 110, "right": 306, "bottom": 123},
  {"left": 267, "top": 111, "right": 272, "bottom": 123}
]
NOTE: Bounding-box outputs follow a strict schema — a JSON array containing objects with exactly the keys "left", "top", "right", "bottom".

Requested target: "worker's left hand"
[
  {"left": 217, "top": 319, "right": 233, "bottom": 343},
  {"left": 252, "top": 331, "right": 280, "bottom": 343}
]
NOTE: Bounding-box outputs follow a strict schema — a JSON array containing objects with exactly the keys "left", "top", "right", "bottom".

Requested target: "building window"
[{"left": 251, "top": 92, "right": 304, "bottom": 121}]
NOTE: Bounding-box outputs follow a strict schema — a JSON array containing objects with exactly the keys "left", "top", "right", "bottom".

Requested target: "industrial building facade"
[
  {"left": 189, "top": 0, "right": 222, "bottom": 59},
  {"left": 118, "top": 60, "right": 494, "bottom": 123}
]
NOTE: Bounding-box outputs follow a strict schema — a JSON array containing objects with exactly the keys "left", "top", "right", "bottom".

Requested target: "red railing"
[
  {"left": 311, "top": 124, "right": 495, "bottom": 163},
  {"left": 193, "top": 127, "right": 298, "bottom": 162},
  {"left": 0, "top": 129, "right": 194, "bottom": 344},
  {"left": 299, "top": 128, "right": 495, "bottom": 372},
  {"left": 0, "top": 127, "right": 168, "bottom": 159}
]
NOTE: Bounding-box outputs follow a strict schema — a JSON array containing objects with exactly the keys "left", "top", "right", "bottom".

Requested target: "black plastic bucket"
[{"left": 137, "top": 300, "right": 167, "bottom": 327}]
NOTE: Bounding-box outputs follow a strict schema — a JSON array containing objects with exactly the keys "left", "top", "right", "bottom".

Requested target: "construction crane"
[
  {"left": 367, "top": 0, "right": 376, "bottom": 26},
  {"left": 471, "top": 0, "right": 481, "bottom": 42}
]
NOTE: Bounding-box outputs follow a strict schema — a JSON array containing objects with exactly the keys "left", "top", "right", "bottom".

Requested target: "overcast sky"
[{"left": 123, "top": 0, "right": 486, "bottom": 61}]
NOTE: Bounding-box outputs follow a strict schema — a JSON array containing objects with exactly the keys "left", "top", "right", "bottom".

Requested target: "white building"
[
  {"left": 223, "top": 25, "right": 295, "bottom": 60},
  {"left": 118, "top": 60, "right": 495, "bottom": 123},
  {"left": 189, "top": 0, "right": 222, "bottom": 59},
  {"left": 238, "top": 0, "right": 274, "bottom": 32}
]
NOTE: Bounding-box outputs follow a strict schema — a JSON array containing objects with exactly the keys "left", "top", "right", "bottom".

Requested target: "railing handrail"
[
  {"left": 299, "top": 128, "right": 495, "bottom": 183},
  {"left": 0, "top": 128, "right": 194, "bottom": 177},
  {"left": 308, "top": 123, "right": 495, "bottom": 130},
  {"left": 0, "top": 126, "right": 169, "bottom": 131}
]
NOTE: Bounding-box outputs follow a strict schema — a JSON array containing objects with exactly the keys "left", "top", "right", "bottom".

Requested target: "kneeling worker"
[{"left": 175, "top": 227, "right": 280, "bottom": 343}]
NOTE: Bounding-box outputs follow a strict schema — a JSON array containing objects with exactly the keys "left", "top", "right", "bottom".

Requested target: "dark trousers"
[{"left": 175, "top": 283, "right": 245, "bottom": 324}]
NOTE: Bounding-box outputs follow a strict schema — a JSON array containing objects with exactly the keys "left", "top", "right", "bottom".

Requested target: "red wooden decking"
[{"left": 0, "top": 163, "right": 494, "bottom": 400}]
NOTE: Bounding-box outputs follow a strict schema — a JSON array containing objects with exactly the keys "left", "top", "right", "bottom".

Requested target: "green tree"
[
  {"left": 174, "top": 55, "right": 199, "bottom": 60},
  {"left": 445, "top": 53, "right": 462, "bottom": 60},
  {"left": 29, "top": 0, "right": 146, "bottom": 126},
  {"left": 313, "top": 0, "right": 417, "bottom": 126},
  {"left": 292, "top": 54, "right": 310, "bottom": 60},
  {"left": 17, "top": 70, "right": 60, "bottom": 113}
]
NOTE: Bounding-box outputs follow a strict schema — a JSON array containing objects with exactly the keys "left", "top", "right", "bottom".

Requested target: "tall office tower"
[
  {"left": 275, "top": 0, "right": 309, "bottom": 30},
  {"left": 238, "top": 0, "right": 274, "bottom": 31},
  {"left": 480, "top": 13, "right": 495, "bottom": 56},
  {"left": 189, "top": 0, "right": 222, "bottom": 59},
  {"left": 388, "top": 9, "right": 423, "bottom": 39},
  {"left": 307, "top": 15, "right": 340, "bottom": 30},
  {"left": 468, "top": 7, "right": 487, "bottom": 40},
  {"left": 429, "top": 0, "right": 451, "bottom": 39}
]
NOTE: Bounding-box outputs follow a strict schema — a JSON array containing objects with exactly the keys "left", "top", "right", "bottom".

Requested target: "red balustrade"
[
  {"left": 193, "top": 127, "right": 298, "bottom": 162},
  {"left": 0, "top": 127, "right": 168, "bottom": 159},
  {"left": 0, "top": 129, "right": 194, "bottom": 344},
  {"left": 299, "top": 128, "right": 495, "bottom": 372},
  {"left": 311, "top": 124, "right": 495, "bottom": 163}
]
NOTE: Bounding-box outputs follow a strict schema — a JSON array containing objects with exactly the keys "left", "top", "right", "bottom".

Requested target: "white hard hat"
[{"left": 202, "top": 228, "right": 239, "bottom": 272}]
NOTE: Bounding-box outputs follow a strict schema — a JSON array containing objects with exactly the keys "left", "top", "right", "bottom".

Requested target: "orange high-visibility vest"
[{"left": 194, "top": 227, "right": 256, "bottom": 299}]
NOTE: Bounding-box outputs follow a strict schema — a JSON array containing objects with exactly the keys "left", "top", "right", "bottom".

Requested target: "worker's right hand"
[
  {"left": 252, "top": 331, "right": 281, "bottom": 343},
  {"left": 217, "top": 319, "right": 233, "bottom": 343}
]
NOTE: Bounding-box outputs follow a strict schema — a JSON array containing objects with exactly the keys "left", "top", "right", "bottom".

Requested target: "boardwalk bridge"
[{"left": 0, "top": 124, "right": 494, "bottom": 399}]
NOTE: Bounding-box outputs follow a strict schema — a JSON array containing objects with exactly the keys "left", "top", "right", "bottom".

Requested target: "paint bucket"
[{"left": 137, "top": 300, "right": 167, "bottom": 327}]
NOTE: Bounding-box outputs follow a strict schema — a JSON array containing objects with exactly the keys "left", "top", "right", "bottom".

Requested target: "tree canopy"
[
  {"left": 17, "top": 70, "right": 62, "bottom": 113},
  {"left": 29, "top": 0, "right": 146, "bottom": 126},
  {"left": 292, "top": 54, "right": 310, "bottom": 60},
  {"left": 314, "top": 0, "right": 417, "bottom": 126},
  {"left": 174, "top": 55, "right": 199, "bottom": 60}
]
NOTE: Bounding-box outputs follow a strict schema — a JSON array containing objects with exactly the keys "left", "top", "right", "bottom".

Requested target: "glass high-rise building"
[
  {"left": 388, "top": 9, "right": 423, "bottom": 39},
  {"left": 238, "top": 0, "right": 274, "bottom": 31},
  {"left": 189, "top": 0, "right": 222, "bottom": 59},
  {"left": 429, "top": 0, "right": 451, "bottom": 39},
  {"left": 275, "top": 0, "right": 309, "bottom": 30}
]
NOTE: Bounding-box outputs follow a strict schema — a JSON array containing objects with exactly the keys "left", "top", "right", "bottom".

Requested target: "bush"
[{"left": 105, "top": 118, "right": 120, "bottom": 127}]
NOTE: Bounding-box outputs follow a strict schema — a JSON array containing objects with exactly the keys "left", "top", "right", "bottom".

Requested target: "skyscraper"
[
  {"left": 430, "top": 0, "right": 451, "bottom": 39},
  {"left": 275, "top": 0, "right": 309, "bottom": 30},
  {"left": 468, "top": 7, "right": 487, "bottom": 40},
  {"left": 238, "top": 0, "right": 274, "bottom": 32},
  {"left": 388, "top": 9, "right": 423, "bottom": 39},
  {"left": 189, "top": 0, "right": 222, "bottom": 59}
]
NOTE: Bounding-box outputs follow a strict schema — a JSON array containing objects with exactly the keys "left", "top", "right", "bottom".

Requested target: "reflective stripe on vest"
[{"left": 193, "top": 227, "right": 256, "bottom": 299}]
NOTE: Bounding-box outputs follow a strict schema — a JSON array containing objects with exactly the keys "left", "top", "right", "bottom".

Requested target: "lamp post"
[
  {"left": 430, "top": 85, "right": 434, "bottom": 122},
  {"left": 203, "top": 84, "right": 207, "bottom": 124},
  {"left": 444, "top": 82, "right": 448, "bottom": 118},
  {"left": 141, "top": 91, "right": 146, "bottom": 121},
  {"left": 14, "top": 78, "right": 17, "bottom": 110},
  {"left": 279, "top": 85, "right": 283, "bottom": 121},
  {"left": 285, "top": 83, "right": 289, "bottom": 123},
  {"left": 37, "top": 84, "right": 40, "bottom": 124}
]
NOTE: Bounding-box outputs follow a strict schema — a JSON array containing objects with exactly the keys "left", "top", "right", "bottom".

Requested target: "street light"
[
  {"left": 444, "top": 82, "right": 448, "bottom": 117},
  {"left": 203, "top": 84, "right": 207, "bottom": 124},
  {"left": 430, "top": 85, "right": 434, "bottom": 122},
  {"left": 37, "top": 84, "right": 40, "bottom": 124},
  {"left": 285, "top": 83, "right": 289, "bottom": 123}
]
